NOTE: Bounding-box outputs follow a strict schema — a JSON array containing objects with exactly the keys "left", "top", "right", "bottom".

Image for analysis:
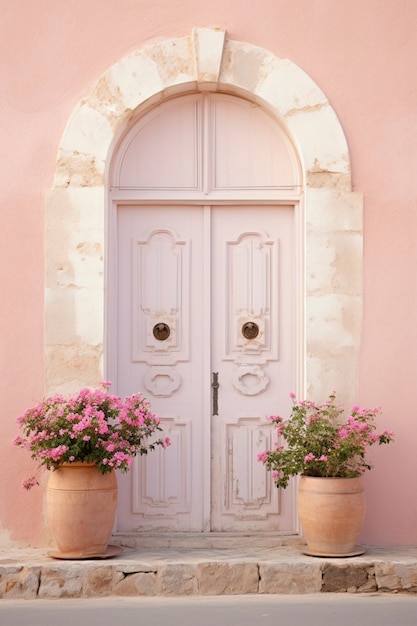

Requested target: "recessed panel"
[
  {"left": 117, "top": 99, "right": 201, "bottom": 190},
  {"left": 224, "top": 231, "right": 279, "bottom": 361},
  {"left": 132, "top": 418, "right": 192, "bottom": 519},
  {"left": 222, "top": 417, "right": 280, "bottom": 520},
  {"left": 132, "top": 228, "right": 190, "bottom": 364},
  {"left": 212, "top": 95, "right": 299, "bottom": 189}
]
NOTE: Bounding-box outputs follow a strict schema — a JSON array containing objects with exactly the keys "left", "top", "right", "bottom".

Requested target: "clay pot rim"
[{"left": 300, "top": 475, "right": 363, "bottom": 480}]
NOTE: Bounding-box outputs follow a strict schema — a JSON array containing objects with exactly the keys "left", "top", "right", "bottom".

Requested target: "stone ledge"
[{"left": 1, "top": 545, "right": 416, "bottom": 599}]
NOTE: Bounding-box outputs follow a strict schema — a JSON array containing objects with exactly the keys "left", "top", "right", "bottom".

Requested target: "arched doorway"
[
  {"left": 108, "top": 92, "right": 302, "bottom": 532},
  {"left": 45, "top": 28, "right": 363, "bottom": 537}
]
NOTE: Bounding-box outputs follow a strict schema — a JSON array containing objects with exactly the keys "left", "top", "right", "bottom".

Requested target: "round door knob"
[
  {"left": 241, "top": 321, "right": 259, "bottom": 340},
  {"left": 153, "top": 322, "right": 170, "bottom": 341}
]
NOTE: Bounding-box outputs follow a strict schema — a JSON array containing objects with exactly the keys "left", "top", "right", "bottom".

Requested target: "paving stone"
[
  {"left": 115, "top": 571, "right": 158, "bottom": 596},
  {"left": 259, "top": 562, "right": 322, "bottom": 594},
  {"left": 0, "top": 566, "right": 40, "bottom": 599},
  {"left": 356, "top": 566, "right": 377, "bottom": 592},
  {"left": 38, "top": 564, "right": 84, "bottom": 598},
  {"left": 157, "top": 564, "right": 198, "bottom": 595},
  {"left": 198, "top": 562, "right": 259, "bottom": 595},
  {"left": 322, "top": 563, "right": 374, "bottom": 592},
  {"left": 83, "top": 565, "right": 115, "bottom": 597},
  {"left": 375, "top": 562, "right": 417, "bottom": 592}
]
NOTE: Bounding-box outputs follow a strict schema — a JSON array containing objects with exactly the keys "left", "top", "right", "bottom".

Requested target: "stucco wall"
[{"left": 1, "top": 0, "right": 416, "bottom": 546}]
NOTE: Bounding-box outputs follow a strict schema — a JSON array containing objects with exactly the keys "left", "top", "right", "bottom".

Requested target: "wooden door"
[
  {"left": 116, "top": 205, "right": 206, "bottom": 531},
  {"left": 211, "top": 205, "right": 296, "bottom": 531},
  {"left": 109, "top": 91, "right": 301, "bottom": 533},
  {"left": 115, "top": 203, "right": 296, "bottom": 532}
]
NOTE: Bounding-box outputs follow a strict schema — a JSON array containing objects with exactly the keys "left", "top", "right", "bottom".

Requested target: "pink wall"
[{"left": 1, "top": 0, "right": 416, "bottom": 545}]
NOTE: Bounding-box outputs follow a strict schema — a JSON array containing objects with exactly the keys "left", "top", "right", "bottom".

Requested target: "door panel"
[
  {"left": 116, "top": 205, "right": 206, "bottom": 531},
  {"left": 211, "top": 205, "right": 295, "bottom": 531},
  {"left": 115, "top": 204, "right": 296, "bottom": 532}
]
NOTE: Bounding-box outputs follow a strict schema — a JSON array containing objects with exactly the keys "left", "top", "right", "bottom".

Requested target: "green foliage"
[{"left": 258, "top": 393, "right": 394, "bottom": 489}]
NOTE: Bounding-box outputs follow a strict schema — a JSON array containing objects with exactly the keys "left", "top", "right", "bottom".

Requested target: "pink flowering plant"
[
  {"left": 14, "top": 382, "right": 170, "bottom": 489},
  {"left": 258, "top": 392, "right": 394, "bottom": 489}
]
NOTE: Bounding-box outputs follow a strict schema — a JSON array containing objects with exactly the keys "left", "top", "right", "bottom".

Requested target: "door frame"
[{"left": 106, "top": 198, "right": 304, "bottom": 533}]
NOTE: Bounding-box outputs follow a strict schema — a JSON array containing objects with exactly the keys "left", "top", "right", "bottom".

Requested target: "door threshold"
[{"left": 111, "top": 531, "right": 302, "bottom": 550}]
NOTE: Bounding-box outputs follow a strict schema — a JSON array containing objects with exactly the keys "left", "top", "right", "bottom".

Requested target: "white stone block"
[
  {"left": 60, "top": 103, "right": 113, "bottom": 166},
  {"left": 306, "top": 355, "right": 359, "bottom": 408},
  {"left": 287, "top": 105, "right": 349, "bottom": 174},
  {"left": 45, "top": 287, "right": 103, "bottom": 345},
  {"left": 46, "top": 188, "right": 105, "bottom": 289},
  {"left": 306, "top": 231, "right": 362, "bottom": 296},
  {"left": 193, "top": 27, "right": 226, "bottom": 82},
  {"left": 145, "top": 36, "right": 195, "bottom": 88},
  {"left": 220, "top": 40, "right": 270, "bottom": 94},
  {"left": 108, "top": 51, "right": 164, "bottom": 111},
  {"left": 46, "top": 187, "right": 105, "bottom": 229},
  {"left": 306, "top": 188, "right": 363, "bottom": 232},
  {"left": 257, "top": 58, "right": 328, "bottom": 117},
  {"left": 306, "top": 294, "right": 362, "bottom": 354},
  {"left": 45, "top": 344, "right": 103, "bottom": 396}
]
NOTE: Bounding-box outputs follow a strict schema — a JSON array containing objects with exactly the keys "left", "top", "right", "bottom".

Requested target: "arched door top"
[
  {"left": 111, "top": 93, "right": 302, "bottom": 195},
  {"left": 55, "top": 27, "right": 349, "bottom": 192}
]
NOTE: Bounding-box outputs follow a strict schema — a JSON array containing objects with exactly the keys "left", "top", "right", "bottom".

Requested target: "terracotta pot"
[
  {"left": 298, "top": 476, "right": 366, "bottom": 557},
  {"left": 46, "top": 463, "right": 118, "bottom": 559}
]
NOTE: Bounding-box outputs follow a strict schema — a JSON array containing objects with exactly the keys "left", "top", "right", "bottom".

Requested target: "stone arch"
[{"left": 46, "top": 27, "right": 363, "bottom": 406}]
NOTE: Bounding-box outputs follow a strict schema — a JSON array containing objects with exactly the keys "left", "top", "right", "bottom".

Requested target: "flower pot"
[
  {"left": 298, "top": 476, "right": 366, "bottom": 557},
  {"left": 46, "top": 463, "right": 120, "bottom": 559}
]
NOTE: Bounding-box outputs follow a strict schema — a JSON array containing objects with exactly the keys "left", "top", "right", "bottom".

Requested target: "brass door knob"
[
  {"left": 241, "top": 321, "right": 259, "bottom": 339},
  {"left": 153, "top": 323, "right": 170, "bottom": 341}
]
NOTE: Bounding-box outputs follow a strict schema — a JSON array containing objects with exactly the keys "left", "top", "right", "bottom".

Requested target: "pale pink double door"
[
  {"left": 115, "top": 202, "right": 296, "bottom": 532},
  {"left": 110, "top": 92, "right": 299, "bottom": 533}
]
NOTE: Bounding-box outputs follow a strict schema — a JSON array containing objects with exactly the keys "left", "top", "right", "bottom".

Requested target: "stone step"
[
  {"left": 1, "top": 540, "right": 416, "bottom": 600},
  {"left": 111, "top": 532, "right": 301, "bottom": 549}
]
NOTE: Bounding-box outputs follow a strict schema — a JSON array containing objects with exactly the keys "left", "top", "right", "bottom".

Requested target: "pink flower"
[
  {"left": 304, "top": 452, "right": 315, "bottom": 462},
  {"left": 269, "top": 415, "right": 283, "bottom": 423},
  {"left": 275, "top": 422, "right": 285, "bottom": 437},
  {"left": 257, "top": 450, "right": 269, "bottom": 463},
  {"left": 338, "top": 427, "right": 348, "bottom": 439},
  {"left": 14, "top": 383, "right": 171, "bottom": 486},
  {"left": 113, "top": 452, "right": 132, "bottom": 467},
  {"left": 22, "top": 477, "right": 39, "bottom": 490}
]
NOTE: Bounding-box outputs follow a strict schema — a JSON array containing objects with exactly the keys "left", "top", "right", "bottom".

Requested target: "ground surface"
[{"left": 0, "top": 593, "right": 416, "bottom": 626}]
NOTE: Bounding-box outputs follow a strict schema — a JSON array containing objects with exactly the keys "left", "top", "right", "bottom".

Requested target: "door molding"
[{"left": 45, "top": 27, "right": 363, "bottom": 415}]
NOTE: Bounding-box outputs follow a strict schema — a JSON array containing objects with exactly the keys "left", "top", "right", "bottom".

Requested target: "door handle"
[{"left": 212, "top": 372, "right": 219, "bottom": 415}]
